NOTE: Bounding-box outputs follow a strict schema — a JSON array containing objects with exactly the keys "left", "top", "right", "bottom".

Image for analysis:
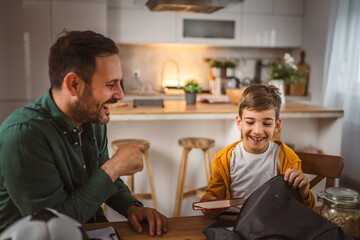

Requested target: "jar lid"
[{"left": 323, "top": 187, "right": 360, "bottom": 208}]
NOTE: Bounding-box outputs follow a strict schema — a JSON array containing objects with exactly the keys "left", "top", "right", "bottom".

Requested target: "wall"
[
  {"left": 302, "top": 0, "right": 335, "bottom": 105},
  {"left": 117, "top": 44, "right": 293, "bottom": 95},
  {"left": 0, "top": 0, "right": 107, "bottom": 123},
  {"left": 302, "top": 0, "right": 360, "bottom": 193}
]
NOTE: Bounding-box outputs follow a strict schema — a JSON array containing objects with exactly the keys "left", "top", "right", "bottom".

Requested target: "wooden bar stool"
[
  {"left": 173, "top": 137, "right": 215, "bottom": 217},
  {"left": 111, "top": 139, "right": 159, "bottom": 210}
]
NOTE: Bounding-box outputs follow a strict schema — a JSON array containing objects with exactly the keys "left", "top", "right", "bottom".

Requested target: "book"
[
  {"left": 86, "top": 226, "right": 120, "bottom": 240},
  {"left": 192, "top": 197, "right": 245, "bottom": 210}
]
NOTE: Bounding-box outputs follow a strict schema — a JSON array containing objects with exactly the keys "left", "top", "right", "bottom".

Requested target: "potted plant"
[
  {"left": 264, "top": 53, "right": 306, "bottom": 98},
  {"left": 210, "top": 59, "right": 223, "bottom": 77},
  {"left": 223, "top": 60, "right": 237, "bottom": 78},
  {"left": 183, "top": 79, "right": 202, "bottom": 105},
  {"left": 209, "top": 59, "right": 223, "bottom": 95}
]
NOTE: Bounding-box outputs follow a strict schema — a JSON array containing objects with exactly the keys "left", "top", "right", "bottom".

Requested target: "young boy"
[{"left": 201, "top": 84, "right": 315, "bottom": 217}]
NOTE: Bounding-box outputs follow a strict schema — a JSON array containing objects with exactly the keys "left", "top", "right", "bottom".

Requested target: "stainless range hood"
[{"left": 144, "top": 0, "right": 243, "bottom": 14}]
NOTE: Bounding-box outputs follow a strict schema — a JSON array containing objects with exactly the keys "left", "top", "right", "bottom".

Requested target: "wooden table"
[{"left": 84, "top": 216, "right": 215, "bottom": 240}]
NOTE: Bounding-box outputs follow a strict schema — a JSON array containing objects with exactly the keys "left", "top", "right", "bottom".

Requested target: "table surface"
[
  {"left": 110, "top": 100, "right": 343, "bottom": 115},
  {"left": 84, "top": 215, "right": 215, "bottom": 240},
  {"left": 108, "top": 100, "right": 343, "bottom": 121}
]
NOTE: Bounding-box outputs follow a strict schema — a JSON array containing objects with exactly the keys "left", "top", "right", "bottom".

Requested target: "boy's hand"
[
  {"left": 284, "top": 168, "right": 309, "bottom": 200},
  {"left": 200, "top": 195, "right": 224, "bottom": 218}
]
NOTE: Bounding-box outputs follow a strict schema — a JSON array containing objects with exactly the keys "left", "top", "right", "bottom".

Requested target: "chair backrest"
[{"left": 295, "top": 152, "right": 344, "bottom": 189}]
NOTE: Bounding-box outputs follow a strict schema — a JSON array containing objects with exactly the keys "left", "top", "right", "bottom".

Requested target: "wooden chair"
[
  {"left": 296, "top": 151, "right": 344, "bottom": 212},
  {"left": 103, "top": 139, "right": 158, "bottom": 215},
  {"left": 173, "top": 137, "right": 215, "bottom": 217},
  {"left": 296, "top": 151, "right": 344, "bottom": 189}
]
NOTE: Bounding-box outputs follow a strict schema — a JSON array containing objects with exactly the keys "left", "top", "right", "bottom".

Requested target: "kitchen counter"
[{"left": 109, "top": 100, "right": 343, "bottom": 120}]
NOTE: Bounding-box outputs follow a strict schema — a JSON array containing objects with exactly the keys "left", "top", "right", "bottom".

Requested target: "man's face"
[
  {"left": 235, "top": 107, "right": 281, "bottom": 154},
  {"left": 73, "top": 54, "right": 124, "bottom": 125}
]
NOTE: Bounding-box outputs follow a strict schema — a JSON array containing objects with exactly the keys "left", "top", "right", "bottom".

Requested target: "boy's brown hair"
[{"left": 238, "top": 84, "right": 282, "bottom": 120}]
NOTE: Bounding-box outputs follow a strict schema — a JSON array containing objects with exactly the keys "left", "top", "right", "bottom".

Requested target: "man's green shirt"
[{"left": 0, "top": 90, "right": 138, "bottom": 230}]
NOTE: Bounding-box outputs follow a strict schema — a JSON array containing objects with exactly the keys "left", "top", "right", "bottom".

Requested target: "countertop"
[{"left": 109, "top": 100, "right": 344, "bottom": 121}]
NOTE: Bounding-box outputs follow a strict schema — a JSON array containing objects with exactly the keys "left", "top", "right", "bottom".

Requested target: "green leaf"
[{"left": 183, "top": 79, "right": 202, "bottom": 93}]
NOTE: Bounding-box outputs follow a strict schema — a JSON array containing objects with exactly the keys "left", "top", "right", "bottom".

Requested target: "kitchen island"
[
  {"left": 109, "top": 100, "right": 343, "bottom": 120},
  {"left": 106, "top": 100, "right": 343, "bottom": 219}
]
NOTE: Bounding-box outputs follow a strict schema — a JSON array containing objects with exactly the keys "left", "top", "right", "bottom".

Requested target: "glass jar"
[{"left": 317, "top": 187, "right": 360, "bottom": 239}]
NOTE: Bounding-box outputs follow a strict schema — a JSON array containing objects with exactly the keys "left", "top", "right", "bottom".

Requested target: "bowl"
[{"left": 226, "top": 88, "right": 245, "bottom": 105}]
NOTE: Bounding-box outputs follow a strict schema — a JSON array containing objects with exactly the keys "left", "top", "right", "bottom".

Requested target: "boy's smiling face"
[{"left": 236, "top": 107, "right": 281, "bottom": 154}]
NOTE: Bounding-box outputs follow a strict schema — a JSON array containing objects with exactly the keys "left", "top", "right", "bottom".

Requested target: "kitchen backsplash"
[{"left": 117, "top": 43, "right": 300, "bottom": 94}]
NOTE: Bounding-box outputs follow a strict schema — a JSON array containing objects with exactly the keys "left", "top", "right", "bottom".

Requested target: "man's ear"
[
  {"left": 63, "top": 72, "right": 84, "bottom": 97},
  {"left": 274, "top": 118, "right": 282, "bottom": 133}
]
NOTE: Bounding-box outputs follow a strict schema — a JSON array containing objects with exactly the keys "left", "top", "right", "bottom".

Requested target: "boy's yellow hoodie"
[{"left": 201, "top": 140, "right": 315, "bottom": 209}]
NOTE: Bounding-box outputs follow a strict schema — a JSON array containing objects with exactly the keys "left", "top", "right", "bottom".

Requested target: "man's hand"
[
  {"left": 284, "top": 168, "right": 309, "bottom": 200},
  {"left": 127, "top": 206, "right": 167, "bottom": 236},
  {"left": 101, "top": 143, "right": 144, "bottom": 182},
  {"left": 200, "top": 195, "right": 224, "bottom": 218}
]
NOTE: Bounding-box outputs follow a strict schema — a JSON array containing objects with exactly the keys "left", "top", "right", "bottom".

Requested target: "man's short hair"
[
  {"left": 49, "top": 30, "right": 119, "bottom": 90},
  {"left": 238, "top": 84, "right": 282, "bottom": 120}
]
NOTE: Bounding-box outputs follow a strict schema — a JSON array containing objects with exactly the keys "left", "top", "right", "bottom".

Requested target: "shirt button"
[
  {"left": 83, "top": 165, "right": 86, "bottom": 169},
  {"left": 63, "top": 131, "right": 67, "bottom": 135},
  {"left": 73, "top": 129, "right": 77, "bottom": 133},
  {"left": 74, "top": 141, "right": 79, "bottom": 145}
]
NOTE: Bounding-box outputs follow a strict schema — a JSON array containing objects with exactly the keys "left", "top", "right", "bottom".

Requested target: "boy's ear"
[
  {"left": 235, "top": 115, "right": 242, "bottom": 131},
  {"left": 63, "top": 72, "right": 84, "bottom": 97},
  {"left": 274, "top": 118, "right": 282, "bottom": 133}
]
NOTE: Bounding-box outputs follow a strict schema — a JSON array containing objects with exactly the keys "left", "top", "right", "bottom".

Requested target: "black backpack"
[{"left": 203, "top": 175, "right": 354, "bottom": 240}]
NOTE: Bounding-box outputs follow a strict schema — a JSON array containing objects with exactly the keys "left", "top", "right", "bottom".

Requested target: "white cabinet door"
[
  {"left": 242, "top": 14, "right": 302, "bottom": 47},
  {"left": 176, "top": 12, "right": 241, "bottom": 46},
  {"left": 274, "top": 0, "right": 303, "bottom": 15},
  {"left": 0, "top": 0, "right": 52, "bottom": 101},
  {"left": 0, "top": 0, "right": 27, "bottom": 101},
  {"left": 242, "top": 0, "right": 303, "bottom": 15},
  {"left": 242, "top": 0, "right": 274, "bottom": 14},
  {"left": 51, "top": 0, "right": 107, "bottom": 41},
  {"left": 108, "top": 9, "right": 176, "bottom": 44},
  {"left": 23, "top": 0, "right": 52, "bottom": 99}
]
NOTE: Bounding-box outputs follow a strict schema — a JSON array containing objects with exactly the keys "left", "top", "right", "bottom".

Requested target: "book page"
[
  {"left": 86, "top": 226, "right": 120, "bottom": 240},
  {"left": 193, "top": 198, "right": 244, "bottom": 210}
]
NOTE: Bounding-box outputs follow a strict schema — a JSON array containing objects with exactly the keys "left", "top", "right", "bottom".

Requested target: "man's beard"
[{"left": 72, "top": 86, "right": 109, "bottom": 125}]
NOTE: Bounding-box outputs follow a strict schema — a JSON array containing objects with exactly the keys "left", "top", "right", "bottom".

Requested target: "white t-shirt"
[{"left": 228, "top": 141, "right": 281, "bottom": 212}]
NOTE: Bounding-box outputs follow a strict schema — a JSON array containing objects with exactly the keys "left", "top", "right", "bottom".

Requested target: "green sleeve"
[
  {"left": 0, "top": 123, "right": 117, "bottom": 224},
  {"left": 96, "top": 125, "right": 139, "bottom": 217}
]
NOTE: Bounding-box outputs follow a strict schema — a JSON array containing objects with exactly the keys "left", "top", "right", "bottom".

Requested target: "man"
[{"left": 0, "top": 30, "right": 167, "bottom": 236}]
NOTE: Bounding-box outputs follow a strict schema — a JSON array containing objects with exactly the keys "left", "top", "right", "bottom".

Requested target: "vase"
[
  {"left": 268, "top": 79, "right": 286, "bottom": 104},
  {"left": 185, "top": 93, "right": 197, "bottom": 105}
]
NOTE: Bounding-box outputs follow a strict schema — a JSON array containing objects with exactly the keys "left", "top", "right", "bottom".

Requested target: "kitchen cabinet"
[
  {"left": 51, "top": 0, "right": 107, "bottom": 41},
  {"left": 241, "top": 0, "right": 303, "bottom": 47},
  {"left": 107, "top": 0, "right": 304, "bottom": 47},
  {"left": 108, "top": 9, "right": 176, "bottom": 44},
  {"left": 241, "top": 14, "right": 302, "bottom": 47},
  {"left": 242, "top": 0, "right": 303, "bottom": 15},
  {"left": 0, "top": 0, "right": 107, "bottom": 122},
  {"left": 23, "top": 0, "right": 52, "bottom": 99},
  {"left": 176, "top": 12, "right": 241, "bottom": 46},
  {"left": 0, "top": 0, "right": 27, "bottom": 101},
  {"left": 274, "top": 0, "right": 304, "bottom": 15},
  {"left": 242, "top": 0, "right": 273, "bottom": 14},
  {"left": 0, "top": 0, "right": 51, "bottom": 102}
]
